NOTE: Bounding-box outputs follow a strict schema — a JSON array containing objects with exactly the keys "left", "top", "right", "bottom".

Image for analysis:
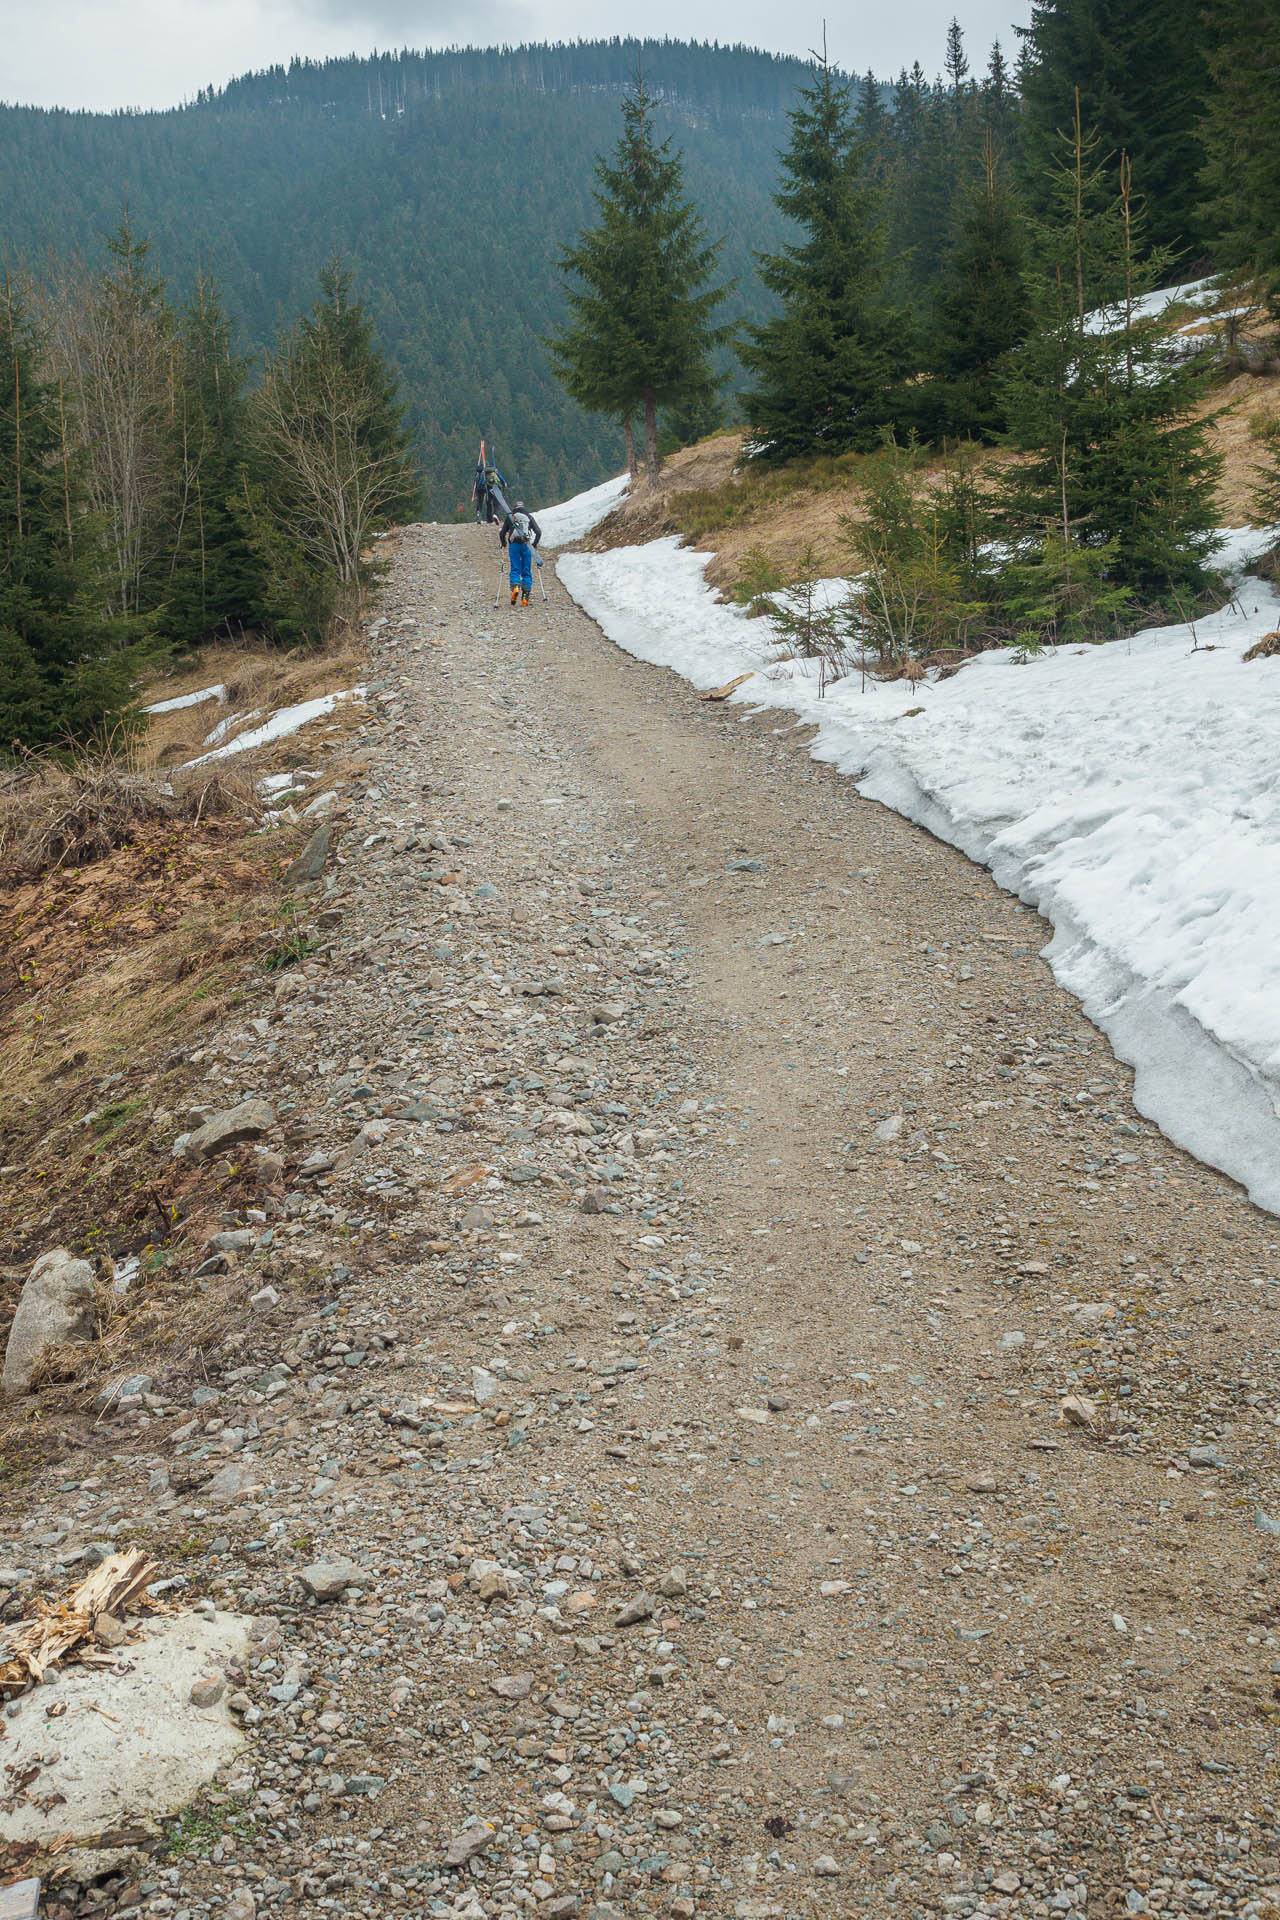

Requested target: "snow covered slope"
[{"left": 557, "top": 526, "right": 1280, "bottom": 1214}]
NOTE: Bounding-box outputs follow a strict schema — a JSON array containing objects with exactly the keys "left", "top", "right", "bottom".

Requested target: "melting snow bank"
[
  {"left": 144, "top": 682, "right": 228, "bottom": 714},
  {"left": 537, "top": 472, "right": 629, "bottom": 548},
  {"left": 183, "top": 687, "right": 366, "bottom": 766},
  {"left": 558, "top": 535, "right": 1280, "bottom": 1214}
]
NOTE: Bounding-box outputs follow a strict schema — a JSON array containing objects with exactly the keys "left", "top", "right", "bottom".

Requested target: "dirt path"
[{"left": 9, "top": 523, "right": 1280, "bottom": 1920}]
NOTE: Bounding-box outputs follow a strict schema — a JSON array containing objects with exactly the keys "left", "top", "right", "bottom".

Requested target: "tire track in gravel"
[{"left": 445, "top": 525, "right": 1280, "bottom": 1911}]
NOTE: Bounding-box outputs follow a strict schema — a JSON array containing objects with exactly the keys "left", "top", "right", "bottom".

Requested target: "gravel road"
[{"left": 12, "top": 522, "right": 1280, "bottom": 1920}]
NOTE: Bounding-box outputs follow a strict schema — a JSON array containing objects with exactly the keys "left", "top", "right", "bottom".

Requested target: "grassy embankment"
[{"left": 0, "top": 609, "right": 375, "bottom": 1480}]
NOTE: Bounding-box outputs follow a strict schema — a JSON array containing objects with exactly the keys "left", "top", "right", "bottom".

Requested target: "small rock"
[
  {"left": 299, "top": 1559, "right": 366, "bottom": 1601},
  {"left": 94, "top": 1373, "right": 154, "bottom": 1412},
  {"left": 658, "top": 1567, "right": 688, "bottom": 1598},
  {"left": 250, "top": 1285, "right": 280, "bottom": 1311},
  {"left": 190, "top": 1675, "right": 226, "bottom": 1708},
  {"left": 489, "top": 1672, "right": 534, "bottom": 1700},
  {"left": 812, "top": 1855, "right": 840, "bottom": 1877},
  {"left": 873, "top": 1114, "right": 904, "bottom": 1142},
  {"left": 203, "top": 1463, "right": 260, "bottom": 1508},
  {"left": 93, "top": 1611, "right": 128, "bottom": 1649},
  {"left": 444, "top": 1821, "right": 495, "bottom": 1867},
  {"left": 1061, "top": 1394, "right": 1097, "bottom": 1428},
  {"left": 284, "top": 823, "right": 331, "bottom": 887},
  {"left": 1188, "top": 1445, "right": 1226, "bottom": 1469},
  {"left": 472, "top": 1367, "right": 500, "bottom": 1404},
  {"left": 208, "top": 1229, "right": 255, "bottom": 1254},
  {"left": 613, "top": 1592, "right": 654, "bottom": 1628}
]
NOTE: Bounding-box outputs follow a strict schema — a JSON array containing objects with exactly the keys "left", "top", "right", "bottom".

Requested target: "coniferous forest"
[{"left": 3, "top": 10, "right": 1280, "bottom": 748}]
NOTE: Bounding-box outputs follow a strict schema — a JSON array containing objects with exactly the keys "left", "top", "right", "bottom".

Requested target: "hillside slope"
[{"left": 0, "top": 40, "right": 806, "bottom": 517}]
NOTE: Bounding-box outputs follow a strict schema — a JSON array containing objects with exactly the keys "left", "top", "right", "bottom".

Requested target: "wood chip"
[
  {"left": 700, "top": 673, "right": 754, "bottom": 702},
  {"left": 0, "top": 1549, "right": 158, "bottom": 1699}
]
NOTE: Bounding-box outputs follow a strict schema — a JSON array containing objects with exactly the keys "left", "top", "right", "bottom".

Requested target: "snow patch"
[
  {"left": 203, "top": 707, "right": 261, "bottom": 747},
  {"left": 537, "top": 473, "right": 629, "bottom": 548},
  {"left": 183, "top": 688, "right": 366, "bottom": 766},
  {"left": 143, "top": 683, "right": 227, "bottom": 715},
  {"left": 558, "top": 536, "right": 1280, "bottom": 1214},
  {"left": 1083, "top": 275, "right": 1222, "bottom": 335}
]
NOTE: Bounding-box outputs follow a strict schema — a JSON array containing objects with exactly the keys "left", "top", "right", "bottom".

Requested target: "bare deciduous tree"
[
  {"left": 43, "top": 219, "right": 176, "bottom": 620},
  {"left": 249, "top": 281, "right": 419, "bottom": 603}
]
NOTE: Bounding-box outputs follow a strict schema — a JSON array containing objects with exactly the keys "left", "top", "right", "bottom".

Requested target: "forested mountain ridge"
[{"left": 0, "top": 41, "right": 814, "bottom": 516}]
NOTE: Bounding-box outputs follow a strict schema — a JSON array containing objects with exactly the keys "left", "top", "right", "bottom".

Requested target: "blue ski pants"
[{"left": 508, "top": 540, "right": 533, "bottom": 591}]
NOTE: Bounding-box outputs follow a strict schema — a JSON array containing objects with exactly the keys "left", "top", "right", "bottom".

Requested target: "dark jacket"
[{"left": 499, "top": 508, "right": 542, "bottom": 548}]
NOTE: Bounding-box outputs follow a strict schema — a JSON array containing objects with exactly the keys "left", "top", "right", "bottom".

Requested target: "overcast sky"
[{"left": 2, "top": 0, "right": 1030, "bottom": 113}]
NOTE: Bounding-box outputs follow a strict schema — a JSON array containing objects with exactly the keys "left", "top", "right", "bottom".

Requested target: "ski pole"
[
  {"left": 536, "top": 550, "right": 548, "bottom": 602},
  {"left": 493, "top": 550, "right": 505, "bottom": 607}
]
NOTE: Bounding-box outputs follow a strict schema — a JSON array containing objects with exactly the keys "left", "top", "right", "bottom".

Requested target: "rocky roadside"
[{"left": 2, "top": 521, "right": 1279, "bottom": 1920}]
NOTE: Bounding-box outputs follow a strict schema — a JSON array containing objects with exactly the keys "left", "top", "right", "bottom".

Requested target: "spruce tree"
[
  {"left": 855, "top": 71, "right": 892, "bottom": 190},
  {"left": 0, "top": 277, "right": 141, "bottom": 753},
  {"left": 163, "top": 274, "right": 264, "bottom": 647},
  {"left": 927, "top": 133, "right": 1029, "bottom": 441},
  {"left": 740, "top": 49, "right": 906, "bottom": 462},
  {"left": 1017, "top": 0, "right": 1211, "bottom": 258},
  {"left": 982, "top": 42, "right": 1018, "bottom": 156},
  {"left": 1199, "top": 0, "right": 1280, "bottom": 310},
  {"left": 943, "top": 19, "right": 970, "bottom": 98},
  {"left": 551, "top": 79, "right": 731, "bottom": 482},
  {"left": 1001, "top": 108, "right": 1223, "bottom": 597}
]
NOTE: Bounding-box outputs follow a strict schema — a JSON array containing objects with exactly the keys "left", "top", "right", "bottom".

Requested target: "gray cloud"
[
  {"left": 259, "top": 0, "right": 528, "bottom": 41},
  {"left": 0, "top": 0, "right": 1029, "bottom": 112}
]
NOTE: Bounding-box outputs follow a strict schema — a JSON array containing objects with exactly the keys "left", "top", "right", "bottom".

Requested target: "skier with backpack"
[
  {"left": 499, "top": 500, "right": 543, "bottom": 606},
  {"left": 472, "top": 442, "right": 508, "bottom": 523}
]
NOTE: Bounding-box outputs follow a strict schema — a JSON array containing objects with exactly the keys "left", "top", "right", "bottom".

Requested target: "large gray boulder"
[
  {"left": 178, "top": 1098, "right": 275, "bottom": 1161},
  {"left": 3, "top": 1250, "right": 97, "bottom": 1397}
]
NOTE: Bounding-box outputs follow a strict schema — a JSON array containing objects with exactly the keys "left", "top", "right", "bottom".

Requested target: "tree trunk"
[
  {"left": 644, "top": 388, "right": 659, "bottom": 488},
  {"left": 623, "top": 413, "right": 637, "bottom": 479}
]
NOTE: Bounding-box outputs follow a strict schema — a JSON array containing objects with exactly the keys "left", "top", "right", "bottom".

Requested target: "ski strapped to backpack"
[{"left": 477, "top": 439, "right": 512, "bottom": 523}]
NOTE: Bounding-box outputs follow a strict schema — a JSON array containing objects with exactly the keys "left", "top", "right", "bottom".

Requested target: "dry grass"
[
  {"left": 0, "top": 630, "right": 368, "bottom": 1434},
  {"left": 1203, "top": 370, "right": 1280, "bottom": 523},
  {"left": 0, "top": 742, "right": 262, "bottom": 885},
  {"left": 585, "top": 432, "right": 1020, "bottom": 593}
]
